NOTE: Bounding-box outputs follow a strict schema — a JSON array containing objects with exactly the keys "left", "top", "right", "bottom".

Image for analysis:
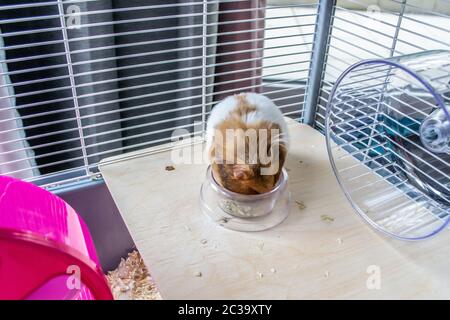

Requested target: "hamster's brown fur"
[{"left": 209, "top": 94, "right": 287, "bottom": 195}]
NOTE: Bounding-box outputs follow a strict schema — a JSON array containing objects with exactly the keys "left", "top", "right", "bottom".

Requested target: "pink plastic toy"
[{"left": 0, "top": 176, "right": 113, "bottom": 300}]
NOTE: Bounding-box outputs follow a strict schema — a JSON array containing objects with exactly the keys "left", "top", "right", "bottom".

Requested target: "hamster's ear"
[
  {"left": 209, "top": 144, "right": 215, "bottom": 163},
  {"left": 279, "top": 143, "right": 287, "bottom": 167},
  {"left": 210, "top": 128, "right": 228, "bottom": 164},
  {"left": 274, "top": 143, "right": 287, "bottom": 182},
  {"left": 209, "top": 141, "right": 224, "bottom": 165},
  {"left": 262, "top": 122, "right": 287, "bottom": 180}
]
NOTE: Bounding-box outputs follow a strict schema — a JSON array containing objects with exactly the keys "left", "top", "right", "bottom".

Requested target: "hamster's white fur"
[{"left": 206, "top": 92, "right": 289, "bottom": 152}]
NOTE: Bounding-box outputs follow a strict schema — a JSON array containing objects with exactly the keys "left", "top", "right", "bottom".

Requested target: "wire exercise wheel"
[{"left": 325, "top": 50, "right": 450, "bottom": 240}]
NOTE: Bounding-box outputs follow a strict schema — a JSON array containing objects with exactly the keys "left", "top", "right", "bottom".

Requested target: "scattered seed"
[
  {"left": 324, "top": 271, "right": 330, "bottom": 278},
  {"left": 218, "top": 217, "right": 231, "bottom": 224},
  {"left": 321, "top": 214, "right": 335, "bottom": 223},
  {"left": 219, "top": 200, "right": 253, "bottom": 217},
  {"left": 184, "top": 225, "right": 191, "bottom": 231},
  {"left": 337, "top": 238, "right": 343, "bottom": 244},
  {"left": 194, "top": 271, "right": 202, "bottom": 277},
  {"left": 295, "top": 200, "right": 306, "bottom": 210},
  {"left": 270, "top": 268, "right": 276, "bottom": 274},
  {"left": 257, "top": 272, "right": 264, "bottom": 279},
  {"left": 200, "top": 239, "right": 208, "bottom": 245},
  {"left": 165, "top": 165, "right": 175, "bottom": 171},
  {"left": 299, "top": 160, "right": 303, "bottom": 164}
]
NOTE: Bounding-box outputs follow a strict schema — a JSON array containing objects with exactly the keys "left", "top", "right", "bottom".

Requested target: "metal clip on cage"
[{"left": 325, "top": 50, "right": 450, "bottom": 240}]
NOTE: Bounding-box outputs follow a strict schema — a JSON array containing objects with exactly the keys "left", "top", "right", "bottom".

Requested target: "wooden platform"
[{"left": 99, "top": 119, "right": 450, "bottom": 299}]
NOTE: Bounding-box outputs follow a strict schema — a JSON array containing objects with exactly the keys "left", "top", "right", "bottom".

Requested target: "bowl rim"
[{"left": 206, "top": 165, "right": 288, "bottom": 201}]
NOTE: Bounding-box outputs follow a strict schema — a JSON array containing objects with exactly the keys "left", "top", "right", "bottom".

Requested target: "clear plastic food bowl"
[{"left": 200, "top": 166, "right": 291, "bottom": 231}]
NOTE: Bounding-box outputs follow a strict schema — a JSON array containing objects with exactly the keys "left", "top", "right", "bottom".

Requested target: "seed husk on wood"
[
  {"left": 295, "top": 200, "right": 306, "bottom": 210},
  {"left": 321, "top": 214, "right": 335, "bottom": 223}
]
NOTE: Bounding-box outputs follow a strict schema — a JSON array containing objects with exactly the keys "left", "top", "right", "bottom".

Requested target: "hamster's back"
[{"left": 206, "top": 92, "right": 289, "bottom": 151}]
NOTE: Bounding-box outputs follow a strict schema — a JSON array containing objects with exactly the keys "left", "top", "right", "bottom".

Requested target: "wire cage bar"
[
  {"left": 0, "top": 0, "right": 318, "bottom": 188},
  {"left": 314, "top": 0, "right": 450, "bottom": 132},
  {"left": 0, "top": 0, "right": 449, "bottom": 217}
]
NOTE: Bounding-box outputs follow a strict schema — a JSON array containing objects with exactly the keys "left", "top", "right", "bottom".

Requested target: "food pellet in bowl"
[{"left": 219, "top": 200, "right": 253, "bottom": 217}]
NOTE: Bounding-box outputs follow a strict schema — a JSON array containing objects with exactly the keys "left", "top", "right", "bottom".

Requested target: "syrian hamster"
[{"left": 206, "top": 92, "right": 289, "bottom": 195}]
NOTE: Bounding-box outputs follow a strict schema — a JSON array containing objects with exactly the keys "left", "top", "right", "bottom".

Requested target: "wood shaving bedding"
[{"left": 106, "top": 250, "right": 162, "bottom": 300}]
